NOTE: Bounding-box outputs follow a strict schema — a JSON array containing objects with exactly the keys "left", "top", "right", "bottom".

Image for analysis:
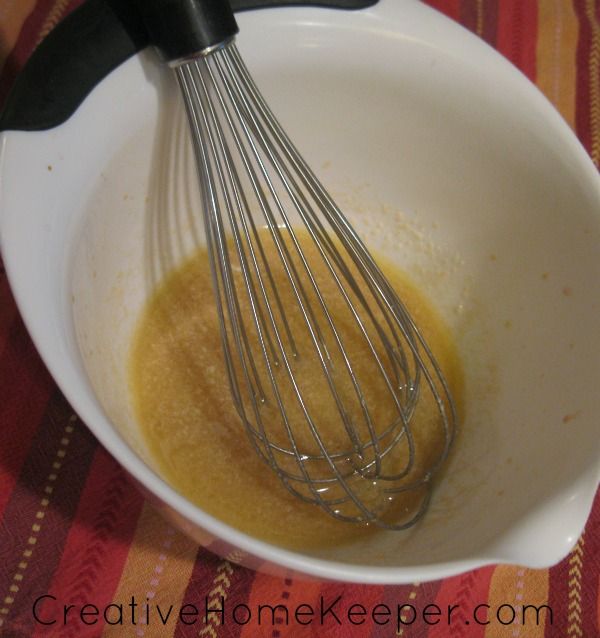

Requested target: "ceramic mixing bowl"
[{"left": 1, "top": 0, "right": 599, "bottom": 583}]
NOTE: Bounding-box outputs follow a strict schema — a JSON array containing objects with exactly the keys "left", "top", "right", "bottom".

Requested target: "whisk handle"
[
  {"left": 0, "top": 0, "right": 379, "bottom": 132},
  {"left": 136, "top": 0, "right": 239, "bottom": 63}
]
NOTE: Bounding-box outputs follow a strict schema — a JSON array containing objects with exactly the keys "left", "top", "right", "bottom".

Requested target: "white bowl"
[{"left": 1, "top": 0, "right": 599, "bottom": 583}]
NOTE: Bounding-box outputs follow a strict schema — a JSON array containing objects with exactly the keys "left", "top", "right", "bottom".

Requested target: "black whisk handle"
[{"left": 136, "top": 0, "right": 239, "bottom": 63}]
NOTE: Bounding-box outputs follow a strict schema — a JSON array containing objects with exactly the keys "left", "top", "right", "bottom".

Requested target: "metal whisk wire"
[{"left": 171, "top": 39, "right": 456, "bottom": 529}]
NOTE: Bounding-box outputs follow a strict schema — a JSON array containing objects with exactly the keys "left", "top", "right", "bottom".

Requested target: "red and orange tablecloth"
[{"left": 1, "top": 1, "right": 599, "bottom": 636}]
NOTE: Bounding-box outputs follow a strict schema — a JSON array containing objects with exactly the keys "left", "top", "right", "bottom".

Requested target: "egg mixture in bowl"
[{"left": 129, "top": 227, "right": 464, "bottom": 550}]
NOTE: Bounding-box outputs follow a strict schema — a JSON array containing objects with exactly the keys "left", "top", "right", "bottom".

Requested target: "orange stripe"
[
  {"left": 102, "top": 503, "right": 197, "bottom": 638},
  {"left": 515, "top": 569, "right": 550, "bottom": 638},
  {"left": 483, "top": 566, "right": 550, "bottom": 637},
  {"left": 0, "top": 0, "right": 38, "bottom": 71},
  {"left": 536, "top": 0, "right": 578, "bottom": 128}
]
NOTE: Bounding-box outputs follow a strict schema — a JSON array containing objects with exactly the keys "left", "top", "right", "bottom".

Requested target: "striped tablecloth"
[{"left": 1, "top": 1, "right": 599, "bottom": 636}]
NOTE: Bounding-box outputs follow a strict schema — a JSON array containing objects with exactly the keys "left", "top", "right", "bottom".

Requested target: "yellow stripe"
[
  {"left": 0, "top": 0, "right": 38, "bottom": 72},
  {"left": 396, "top": 583, "right": 420, "bottom": 636},
  {"left": 584, "top": 0, "right": 600, "bottom": 165},
  {"left": 536, "top": 0, "right": 578, "bottom": 129},
  {"left": 102, "top": 503, "right": 197, "bottom": 638},
  {"left": 199, "top": 561, "right": 234, "bottom": 637},
  {"left": 483, "top": 565, "right": 550, "bottom": 637},
  {"left": 476, "top": 0, "right": 485, "bottom": 38},
  {"left": 567, "top": 536, "right": 584, "bottom": 637}
]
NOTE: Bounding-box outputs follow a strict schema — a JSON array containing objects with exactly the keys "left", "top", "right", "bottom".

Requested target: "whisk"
[{"left": 138, "top": 0, "right": 457, "bottom": 529}]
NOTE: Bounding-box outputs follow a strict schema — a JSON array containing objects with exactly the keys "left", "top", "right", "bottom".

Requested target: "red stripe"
[
  {"left": 424, "top": 0, "right": 461, "bottom": 21},
  {"left": 376, "top": 581, "right": 443, "bottom": 638},
  {"left": 597, "top": 570, "right": 600, "bottom": 638},
  {"left": 0, "top": 311, "right": 54, "bottom": 519},
  {"left": 312, "top": 582, "right": 385, "bottom": 637},
  {"left": 31, "top": 446, "right": 144, "bottom": 638},
  {"left": 239, "top": 574, "right": 332, "bottom": 638},
  {"left": 482, "top": 0, "right": 500, "bottom": 47},
  {"left": 573, "top": 0, "right": 595, "bottom": 159},
  {"left": 459, "top": 0, "right": 478, "bottom": 32},
  {"left": 427, "top": 566, "right": 494, "bottom": 637},
  {"left": 0, "top": 265, "right": 18, "bottom": 346},
  {"left": 458, "top": 0, "right": 499, "bottom": 46},
  {"left": 495, "top": 0, "right": 538, "bottom": 81}
]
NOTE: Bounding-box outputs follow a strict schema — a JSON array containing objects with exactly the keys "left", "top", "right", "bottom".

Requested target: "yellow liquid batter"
[{"left": 129, "top": 230, "right": 463, "bottom": 550}]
